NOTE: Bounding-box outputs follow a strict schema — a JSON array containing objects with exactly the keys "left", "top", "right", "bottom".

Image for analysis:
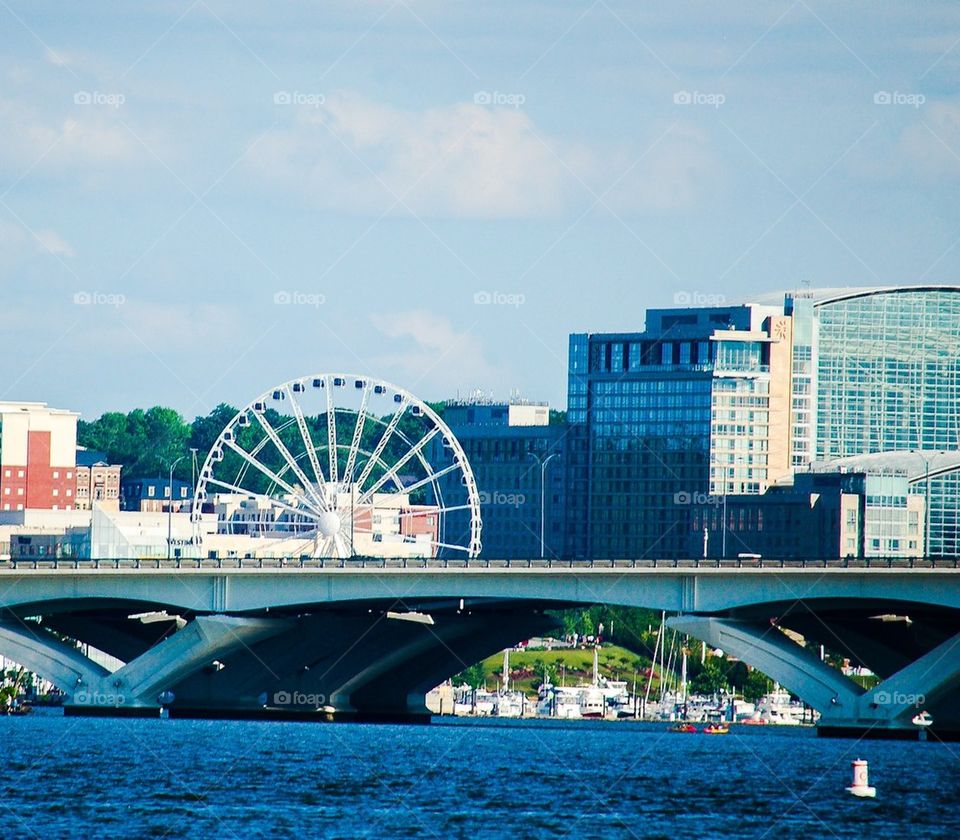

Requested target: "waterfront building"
[
  {"left": 74, "top": 448, "right": 122, "bottom": 511},
  {"left": 121, "top": 477, "right": 193, "bottom": 513},
  {"left": 438, "top": 396, "right": 566, "bottom": 559},
  {"left": 0, "top": 402, "right": 79, "bottom": 511},
  {"left": 568, "top": 286, "right": 960, "bottom": 558},
  {"left": 803, "top": 287, "right": 960, "bottom": 555},
  {"left": 699, "top": 465, "right": 926, "bottom": 560},
  {"left": 567, "top": 304, "right": 794, "bottom": 558}
]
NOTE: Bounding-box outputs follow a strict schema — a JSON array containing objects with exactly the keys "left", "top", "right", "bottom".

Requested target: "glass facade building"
[
  {"left": 434, "top": 401, "right": 566, "bottom": 559},
  {"left": 566, "top": 286, "right": 960, "bottom": 559},
  {"left": 566, "top": 305, "right": 794, "bottom": 558},
  {"left": 811, "top": 287, "right": 960, "bottom": 556}
]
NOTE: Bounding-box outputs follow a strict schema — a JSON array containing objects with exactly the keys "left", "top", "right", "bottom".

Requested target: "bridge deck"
[{"left": 1, "top": 556, "right": 958, "bottom": 573}]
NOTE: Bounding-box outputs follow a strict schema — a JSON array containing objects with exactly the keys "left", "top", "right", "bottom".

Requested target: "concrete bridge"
[{"left": 2, "top": 556, "right": 959, "bottom": 739}]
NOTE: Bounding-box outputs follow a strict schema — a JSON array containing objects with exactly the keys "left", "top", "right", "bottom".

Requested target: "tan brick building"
[{"left": 75, "top": 449, "right": 122, "bottom": 511}]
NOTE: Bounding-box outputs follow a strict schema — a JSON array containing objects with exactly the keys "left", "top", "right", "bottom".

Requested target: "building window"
[
  {"left": 52, "top": 489, "right": 59, "bottom": 497},
  {"left": 17, "top": 470, "right": 24, "bottom": 478},
  {"left": 3, "top": 470, "right": 8, "bottom": 478},
  {"left": 148, "top": 486, "right": 155, "bottom": 498},
  {"left": 53, "top": 471, "right": 59, "bottom": 479}
]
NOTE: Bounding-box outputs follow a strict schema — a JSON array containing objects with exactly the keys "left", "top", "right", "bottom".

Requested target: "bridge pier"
[
  {"left": 6, "top": 603, "right": 556, "bottom": 722},
  {"left": 163, "top": 606, "right": 557, "bottom": 721},
  {"left": 60, "top": 615, "right": 292, "bottom": 716},
  {"left": 670, "top": 616, "right": 960, "bottom": 740}
]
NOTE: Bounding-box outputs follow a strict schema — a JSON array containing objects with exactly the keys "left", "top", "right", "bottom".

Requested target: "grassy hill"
[{"left": 474, "top": 644, "right": 661, "bottom": 697}]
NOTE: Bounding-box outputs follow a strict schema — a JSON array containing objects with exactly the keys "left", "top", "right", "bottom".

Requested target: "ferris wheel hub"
[{"left": 317, "top": 511, "right": 343, "bottom": 538}]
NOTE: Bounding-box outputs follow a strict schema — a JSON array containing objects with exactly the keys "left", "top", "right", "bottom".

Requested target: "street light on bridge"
[
  {"left": 167, "top": 455, "right": 188, "bottom": 560},
  {"left": 528, "top": 451, "right": 560, "bottom": 560}
]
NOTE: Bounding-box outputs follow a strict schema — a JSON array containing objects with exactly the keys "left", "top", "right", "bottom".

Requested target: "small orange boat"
[{"left": 703, "top": 723, "right": 730, "bottom": 735}]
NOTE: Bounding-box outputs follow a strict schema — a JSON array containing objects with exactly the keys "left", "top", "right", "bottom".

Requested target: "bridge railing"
[{"left": 0, "top": 556, "right": 958, "bottom": 571}]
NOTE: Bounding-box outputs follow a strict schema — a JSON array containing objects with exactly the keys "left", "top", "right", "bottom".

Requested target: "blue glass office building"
[
  {"left": 810, "top": 287, "right": 960, "bottom": 555},
  {"left": 567, "top": 286, "right": 960, "bottom": 559}
]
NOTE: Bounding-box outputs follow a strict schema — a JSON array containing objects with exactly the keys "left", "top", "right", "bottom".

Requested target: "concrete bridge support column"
[
  {"left": 670, "top": 616, "right": 960, "bottom": 739},
  {"left": 62, "top": 615, "right": 291, "bottom": 717}
]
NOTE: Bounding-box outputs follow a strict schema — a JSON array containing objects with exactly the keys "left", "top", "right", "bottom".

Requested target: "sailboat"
[{"left": 494, "top": 648, "right": 525, "bottom": 718}]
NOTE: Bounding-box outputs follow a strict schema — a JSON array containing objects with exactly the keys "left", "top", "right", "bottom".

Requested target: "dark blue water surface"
[{"left": 2, "top": 712, "right": 958, "bottom": 838}]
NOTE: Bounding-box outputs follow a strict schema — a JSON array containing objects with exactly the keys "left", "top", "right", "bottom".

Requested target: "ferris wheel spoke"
[
  {"left": 355, "top": 399, "right": 409, "bottom": 492},
  {"left": 204, "top": 477, "right": 321, "bottom": 523},
  {"left": 333, "top": 532, "right": 352, "bottom": 558},
  {"left": 342, "top": 383, "right": 372, "bottom": 490},
  {"left": 251, "top": 407, "right": 328, "bottom": 513},
  {"left": 398, "top": 462, "right": 460, "bottom": 496},
  {"left": 222, "top": 439, "right": 325, "bottom": 516},
  {"left": 285, "top": 384, "right": 329, "bottom": 507},
  {"left": 357, "top": 427, "right": 441, "bottom": 506},
  {"left": 325, "top": 377, "right": 339, "bottom": 485}
]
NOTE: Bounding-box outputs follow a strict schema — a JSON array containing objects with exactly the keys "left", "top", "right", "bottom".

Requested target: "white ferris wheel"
[{"left": 192, "top": 374, "right": 482, "bottom": 559}]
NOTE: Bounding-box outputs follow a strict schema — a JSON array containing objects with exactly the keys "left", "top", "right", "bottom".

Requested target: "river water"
[{"left": 1, "top": 712, "right": 956, "bottom": 838}]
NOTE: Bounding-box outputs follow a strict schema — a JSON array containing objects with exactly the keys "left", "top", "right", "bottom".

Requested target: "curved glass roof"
[
  {"left": 745, "top": 285, "right": 960, "bottom": 308},
  {"left": 808, "top": 450, "right": 960, "bottom": 483}
]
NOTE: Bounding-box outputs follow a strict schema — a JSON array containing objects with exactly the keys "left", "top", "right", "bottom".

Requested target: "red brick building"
[{"left": 0, "top": 402, "right": 79, "bottom": 512}]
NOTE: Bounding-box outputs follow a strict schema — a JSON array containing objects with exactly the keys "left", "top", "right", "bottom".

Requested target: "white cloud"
[
  {"left": 369, "top": 309, "right": 500, "bottom": 394},
  {"left": 898, "top": 102, "right": 960, "bottom": 180},
  {"left": 248, "top": 93, "right": 582, "bottom": 218},
  {"left": 247, "top": 92, "right": 723, "bottom": 218},
  {"left": 603, "top": 121, "right": 724, "bottom": 211},
  {"left": 0, "top": 97, "right": 141, "bottom": 177},
  {"left": 43, "top": 48, "right": 72, "bottom": 67},
  {"left": 35, "top": 229, "right": 75, "bottom": 257}
]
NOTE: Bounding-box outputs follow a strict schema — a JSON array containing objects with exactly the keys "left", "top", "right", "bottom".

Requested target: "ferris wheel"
[{"left": 192, "top": 374, "right": 482, "bottom": 559}]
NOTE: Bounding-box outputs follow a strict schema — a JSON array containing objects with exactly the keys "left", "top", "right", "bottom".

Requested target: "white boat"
[
  {"left": 535, "top": 684, "right": 583, "bottom": 719},
  {"left": 912, "top": 710, "right": 933, "bottom": 727},
  {"left": 753, "top": 686, "right": 811, "bottom": 725}
]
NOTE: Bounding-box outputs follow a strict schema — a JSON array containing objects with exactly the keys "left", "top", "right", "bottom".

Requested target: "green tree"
[
  {"left": 742, "top": 668, "right": 773, "bottom": 704},
  {"left": 691, "top": 655, "right": 728, "bottom": 695},
  {"left": 455, "top": 662, "right": 486, "bottom": 689},
  {"left": 189, "top": 404, "right": 239, "bottom": 458}
]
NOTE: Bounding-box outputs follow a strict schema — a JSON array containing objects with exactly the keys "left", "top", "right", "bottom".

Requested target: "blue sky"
[{"left": 1, "top": 1, "right": 958, "bottom": 419}]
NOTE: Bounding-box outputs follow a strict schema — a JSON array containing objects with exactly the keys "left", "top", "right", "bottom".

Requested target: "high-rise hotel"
[{"left": 567, "top": 287, "right": 960, "bottom": 558}]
